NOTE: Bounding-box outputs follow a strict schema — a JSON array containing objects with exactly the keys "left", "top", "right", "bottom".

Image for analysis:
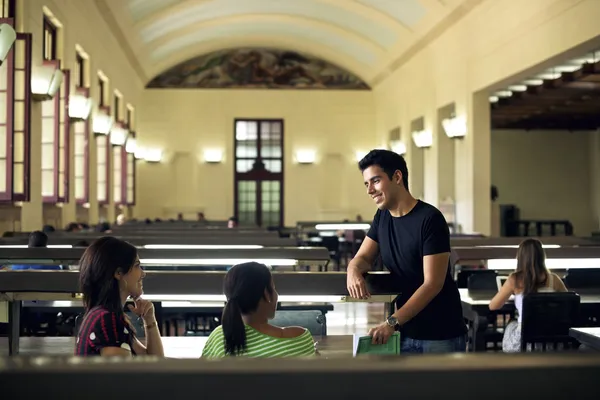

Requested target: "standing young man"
[{"left": 347, "top": 149, "right": 466, "bottom": 353}]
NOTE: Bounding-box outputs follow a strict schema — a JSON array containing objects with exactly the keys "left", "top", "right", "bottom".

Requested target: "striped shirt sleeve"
[{"left": 87, "top": 311, "right": 132, "bottom": 353}]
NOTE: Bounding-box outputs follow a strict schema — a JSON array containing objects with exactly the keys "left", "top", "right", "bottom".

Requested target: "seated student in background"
[
  {"left": 75, "top": 237, "right": 164, "bottom": 357},
  {"left": 489, "top": 238, "right": 567, "bottom": 352},
  {"left": 10, "top": 231, "right": 62, "bottom": 270},
  {"left": 202, "top": 262, "right": 315, "bottom": 358}
]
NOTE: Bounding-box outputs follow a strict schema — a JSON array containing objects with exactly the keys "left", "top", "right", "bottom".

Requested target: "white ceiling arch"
[
  {"left": 100, "top": 0, "right": 476, "bottom": 85},
  {"left": 136, "top": 0, "right": 403, "bottom": 49},
  {"left": 150, "top": 17, "right": 382, "bottom": 66}
]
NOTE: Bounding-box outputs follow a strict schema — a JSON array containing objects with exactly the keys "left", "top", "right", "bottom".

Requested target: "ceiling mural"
[{"left": 146, "top": 48, "right": 370, "bottom": 90}]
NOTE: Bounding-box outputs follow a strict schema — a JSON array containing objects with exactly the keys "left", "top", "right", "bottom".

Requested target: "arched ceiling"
[{"left": 99, "top": 0, "right": 477, "bottom": 87}]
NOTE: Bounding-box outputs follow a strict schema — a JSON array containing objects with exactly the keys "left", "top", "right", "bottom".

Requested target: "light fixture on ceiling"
[
  {"left": 390, "top": 140, "right": 406, "bottom": 155},
  {"left": 134, "top": 147, "right": 146, "bottom": 160},
  {"left": 31, "top": 63, "right": 64, "bottom": 101},
  {"left": 489, "top": 96, "right": 499, "bottom": 103},
  {"left": 0, "top": 23, "right": 16, "bottom": 65},
  {"left": 125, "top": 136, "right": 136, "bottom": 154},
  {"left": 442, "top": 115, "right": 467, "bottom": 139},
  {"left": 110, "top": 124, "right": 127, "bottom": 146},
  {"left": 355, "top": 150, "right": 367, "bottom": 162},
  {"left": 295, "top": 149, "right": 316, "bottom": 164},
  {"left": 68, "top": 93, "right": 93, "bottom": 121},
  {"left": 203, "top": 149, "right": 223, "bottom": 163},
  {"left": 92, "top": 111, "right": 113, "bottom": 135},
  {"left": 411, "top": 130, "right": 432, "bottom": 148},
  {"left": 144, "top": 148, "right": 163, "bottom": 163}
]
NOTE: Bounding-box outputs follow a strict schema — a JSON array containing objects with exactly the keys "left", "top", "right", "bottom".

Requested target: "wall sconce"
[
  {"left": 295, "top": 150, "right": 316, "bottom": 164},
  {"left": 203, "top": 149, "right": 223, "bottom": 163},
  {"left": 110, "top": 124, "right": 128, "bottom": 146},
  {"left": 31, "top": 64, "right": 63, "bottom": 101},
  {"left": 68, "top": 93, "right": 93, "bottom": 121},
  {"left": 355, "top": 151, "right": 367, "bottom": 162},
  {"left": 125, "top": 136, "right": 136, "bottom": 154},
  {"left": 134, "top": 147, "right": 146, "bottom": 160},
  {"left": 390, "top": 140, "right": 407, "bottom": 155},
  {"left": 0, "top": 23, "right": 16, "bottom": 65},
  {"left": 442, "top": 115, "right": 467, "bottom": 138},
  {"left": 412, "top": 130, "right": 432, "bottom": 148},
  {"left": 144, "top": 148, "right": 162, "bottom": 163},
  {"left": 92, "top": 112, "right": 113, "bottom": 135}
]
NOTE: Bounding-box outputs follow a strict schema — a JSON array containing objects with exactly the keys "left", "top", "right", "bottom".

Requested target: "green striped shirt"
[{"left": 202, "top": 325, "right": 316, "bottom": 358}]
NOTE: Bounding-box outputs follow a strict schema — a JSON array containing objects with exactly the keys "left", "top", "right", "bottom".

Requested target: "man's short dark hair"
[
  {"left": 358, "top": 149, "right": 409, "bottom": 190},
  {"left": 28, "top": 231, "right": 48, "bottom": 248},
  {"left": 229, "top": 216, "right": 238, "bottom": 223}
]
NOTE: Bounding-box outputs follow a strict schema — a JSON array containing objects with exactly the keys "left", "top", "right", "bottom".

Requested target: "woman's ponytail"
[{"left": 222, "top": 299, "right": 246, "bottom": 356}]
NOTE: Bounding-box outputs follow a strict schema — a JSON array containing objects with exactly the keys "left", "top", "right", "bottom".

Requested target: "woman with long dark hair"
[
  {"left": 75, "top": 237, "right": 164, "bottom": 357},
  {"left": 489, "top": 238, "right": 567, "bottom": 352},
  {"left": 202, "top": 262, "right": 315, "bottom": 357}
]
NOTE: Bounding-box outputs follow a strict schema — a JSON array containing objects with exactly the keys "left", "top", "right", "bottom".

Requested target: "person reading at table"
[
  {"left": 489, "top": 238, "right": 567, "bottom": 352},
  {"left": 202, "top": 262, "right": 316, "bottom": 358},
  {"left": 75, "top": 237, "right": 164, "bottom": 357}
]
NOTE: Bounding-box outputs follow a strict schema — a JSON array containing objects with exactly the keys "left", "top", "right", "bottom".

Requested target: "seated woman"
[
  {"left": 202, "top": 262, "right": 316, "bottom": 358},
  {"left": 74, "top": 237, "right": 164, "bottom": 357},
  {"left": 489, "top": 238, "right": 567, "bottom": 352}
]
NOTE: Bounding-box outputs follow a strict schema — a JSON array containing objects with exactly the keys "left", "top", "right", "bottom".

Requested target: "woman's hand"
[{"left": 128, "top": 297, "right": 156, "bottom": 323}]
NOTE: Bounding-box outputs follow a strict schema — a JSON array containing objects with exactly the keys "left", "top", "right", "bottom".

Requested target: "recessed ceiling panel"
[
  {"left": 146, "top": 48, "right": 370, "bottom": 90},
  {"left": 151, "top": 22, "right": 379, "bottom": 66},
  {"left": 139, "top": 0, "right": 399, "bottom": 48},
  {"left": 356, "top": 0, "right": 426, "bottom": 28}
]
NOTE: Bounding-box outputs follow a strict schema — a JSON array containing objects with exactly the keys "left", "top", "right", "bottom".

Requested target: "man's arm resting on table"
[
  {"left": 391, "top": 252, "right": 449, "bottom": 325},
  {"left": 347, "top": 236, "right": 379, "bottom": 274}
]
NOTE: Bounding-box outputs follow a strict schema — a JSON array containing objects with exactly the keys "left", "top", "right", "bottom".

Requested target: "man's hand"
[
  {"left": 368, "top": 323, "right": 395, "bottom": 345},
  {"left": 347, "top": 267, "right": 370, "bottom": 299}
]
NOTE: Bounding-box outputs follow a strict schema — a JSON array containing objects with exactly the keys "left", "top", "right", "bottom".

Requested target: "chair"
[
  {"left": 270, "top": 310, "right": 326, "bottom": 339},
  {"left": 521, "top": 292, "right": 581, "bottom": 352}
]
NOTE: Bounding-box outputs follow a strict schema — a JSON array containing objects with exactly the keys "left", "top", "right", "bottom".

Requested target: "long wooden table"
[
  {"left": 569, "top": 328, "right": 600, "bottom": 351},
  {"left": 459, "top": 289, "right": 600, "bottom": 351},
  {"left": 0, "top": 335, "right": 353, "bottom": 358}
]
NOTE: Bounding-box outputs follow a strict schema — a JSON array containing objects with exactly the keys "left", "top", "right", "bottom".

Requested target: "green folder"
[{"left": 355, "top": 332, "right": 401, "bottom": 356}]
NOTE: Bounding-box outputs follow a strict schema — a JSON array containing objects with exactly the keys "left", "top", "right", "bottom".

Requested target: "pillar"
[
  {"left": 21, "top": 101, "right": 43, "bottom": 231},
  {"left": 455, "top": 91, "right": 491, "bottom": 235}
]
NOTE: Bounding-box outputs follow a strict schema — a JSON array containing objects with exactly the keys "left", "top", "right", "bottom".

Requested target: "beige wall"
[
  {"left": 492, "top": 130, "right": 595, "bottom": 236},
  {"left": 136, "top": 90, "right": 376, "bottom": 225},
  {"left": 372, "top": 0, "right": 600, "bottom": 235},
  {"left": 0, "top": 0, "right": 144, "bottom": 232}
]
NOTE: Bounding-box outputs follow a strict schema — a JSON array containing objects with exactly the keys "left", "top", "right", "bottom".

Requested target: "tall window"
[
  {"left": 125, "top": 106, "right": 135, "bottom": 205},
  {"left": 0, "top": 19, "right": 31, "bottom": 202},
  {"left": 1, "top": 0, "right": 15, "bottom": 18},
  {"left": 234, "top": 119, "right": 284, "bottom": 227},
  {"left": 96, "top": 74, "right": 109, "bottom": 204},
  {"left": 112, "top": 143, "right": 122, "bottom": 204},
  {"left": 113, "top": 93, "right": 121, "bottom": 121},
  {"left": 75, "top": 53, "right": 84, "bottom": 88},
  {"left": 42, "top": 17, "right": 56, "bottom": 61},
  {"left": 96, "top": 128, "right": 108, "bottom": 204},
  {"left": 98, "top": 78, "right": 105, "bottom": 107}
]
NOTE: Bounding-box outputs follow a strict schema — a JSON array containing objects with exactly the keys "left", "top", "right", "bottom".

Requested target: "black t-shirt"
[
  {"left": 367, "top": 200, "right": 466, "bottom": 340},
  {"left": 74, "top": 306, "right": 137, "bottom": 356}
]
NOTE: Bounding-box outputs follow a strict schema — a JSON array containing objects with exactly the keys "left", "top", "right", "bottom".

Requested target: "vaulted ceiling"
[{"left": 97, "top": 0, "right": 477, "bottom": 86}]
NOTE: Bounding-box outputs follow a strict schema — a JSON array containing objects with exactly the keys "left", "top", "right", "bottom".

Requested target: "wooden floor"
[{"left": 0, "top": 303, "right": 383, "bottom": 357}]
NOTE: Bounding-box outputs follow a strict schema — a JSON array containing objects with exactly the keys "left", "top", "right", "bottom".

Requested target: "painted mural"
[{"left": 147, "top": 48, "right": 370, "bottom": 90}]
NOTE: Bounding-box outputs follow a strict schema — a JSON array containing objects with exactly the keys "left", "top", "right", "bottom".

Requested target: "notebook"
[{"left": 353, "top": 332, "right": 401, "bottom": 356}]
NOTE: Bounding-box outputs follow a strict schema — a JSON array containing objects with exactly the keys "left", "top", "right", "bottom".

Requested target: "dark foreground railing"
[{"left": 0, "top": 354, "right": 599, "bottom": 399}]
